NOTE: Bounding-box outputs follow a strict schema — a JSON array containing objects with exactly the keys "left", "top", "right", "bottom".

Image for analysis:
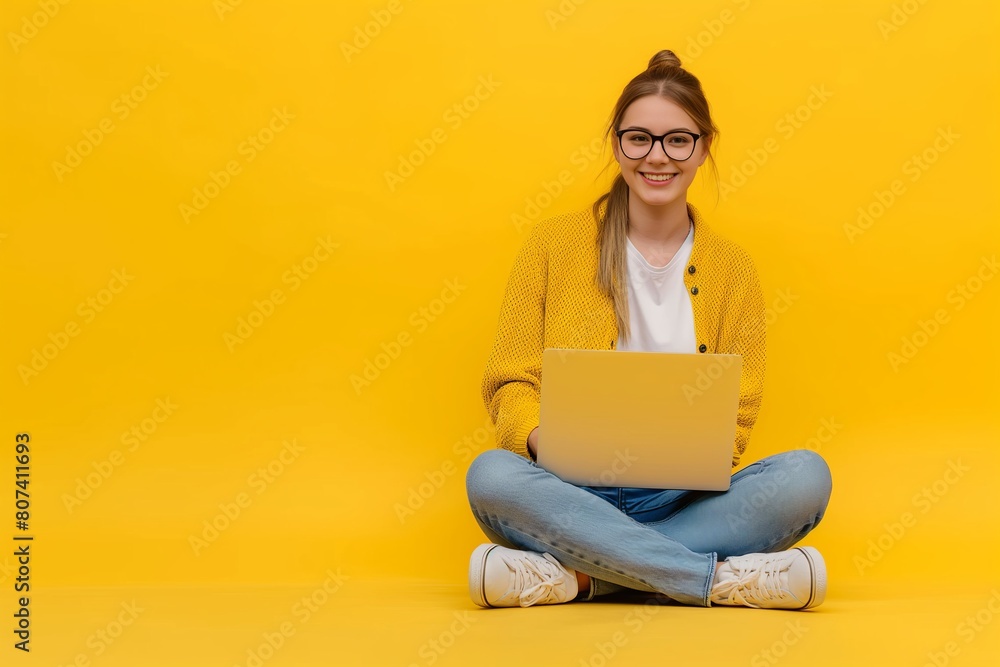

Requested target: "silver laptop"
[{"left": 536, "top": 348, "right": 742, "bottom": 490}]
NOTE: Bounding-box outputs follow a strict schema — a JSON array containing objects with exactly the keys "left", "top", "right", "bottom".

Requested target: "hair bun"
[{"left": 648, "top": 49, "right": 682, "bottom": 70}]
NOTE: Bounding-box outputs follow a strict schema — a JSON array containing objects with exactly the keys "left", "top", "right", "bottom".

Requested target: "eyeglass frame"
[{"left": 614, "top": 128, "right": 703, "bottom": 161}]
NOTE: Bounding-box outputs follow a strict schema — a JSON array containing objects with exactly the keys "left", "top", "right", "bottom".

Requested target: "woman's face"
[{"left": 612, "top": 95, "right": 710, "bottom": 210}]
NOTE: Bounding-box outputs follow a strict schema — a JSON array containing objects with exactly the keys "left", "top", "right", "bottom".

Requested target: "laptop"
[{"left": 536, "top": 348, "right": 742, "bottom": 490}]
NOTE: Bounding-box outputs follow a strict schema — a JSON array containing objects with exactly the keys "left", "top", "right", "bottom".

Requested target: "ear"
[{"left": 696, "top": 135, "right": 712, "bottom": 167}]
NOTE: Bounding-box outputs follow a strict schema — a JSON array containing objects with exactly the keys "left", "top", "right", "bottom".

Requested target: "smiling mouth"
[{"left": 641, "top": 172, "right": 677, "bottom": 182}]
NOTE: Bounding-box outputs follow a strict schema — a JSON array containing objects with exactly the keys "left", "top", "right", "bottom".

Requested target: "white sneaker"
[
  {"left": 710, "top": 546, "right": 826, "bottom": 610},
  {"left": 469, "top": 544, "right": 579, "bottom": 608}
]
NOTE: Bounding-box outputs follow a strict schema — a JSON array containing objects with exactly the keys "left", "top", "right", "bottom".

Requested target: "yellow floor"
[{"left": 27, "top": 578, "right": 1000, "bottom": 666}]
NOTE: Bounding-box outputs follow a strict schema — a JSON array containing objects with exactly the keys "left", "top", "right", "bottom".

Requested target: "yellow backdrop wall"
[{"left": 2, "top": 0, "right": 997, "bottom": 623}]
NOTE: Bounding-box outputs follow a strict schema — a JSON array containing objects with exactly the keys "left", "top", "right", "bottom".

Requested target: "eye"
[
  {"left": 667, "top": 134, "right": 692, "bottom": 145},
  {"left": 623, "top": 131, "right": 650, "bottom": 144}
]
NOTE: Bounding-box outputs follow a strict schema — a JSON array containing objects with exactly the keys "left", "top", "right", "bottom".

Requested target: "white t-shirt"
[{"left": 615, "top": 222, "right": 697, "bottom": 353}]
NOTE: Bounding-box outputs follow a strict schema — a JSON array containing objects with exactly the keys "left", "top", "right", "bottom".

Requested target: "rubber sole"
[
  {"left": 469, "top": 543, "right": 500, "bottom": 608},
  {"left": 795, "top": 546, "right": 827, "bottom": 609}
]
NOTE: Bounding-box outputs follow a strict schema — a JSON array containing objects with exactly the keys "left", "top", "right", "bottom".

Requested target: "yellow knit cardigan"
[{"left": 481, "top": 202, "right": 767, "bottom": 468}]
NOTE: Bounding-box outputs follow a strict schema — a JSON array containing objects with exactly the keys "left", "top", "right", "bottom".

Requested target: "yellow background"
[{"left": 1, "top": 0, "right": 998, "bottom": 664}]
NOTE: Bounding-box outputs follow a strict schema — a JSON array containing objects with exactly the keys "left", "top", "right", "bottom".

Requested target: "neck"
[{"left": 626, "top": 192, "right": 691, "bottom": 245}]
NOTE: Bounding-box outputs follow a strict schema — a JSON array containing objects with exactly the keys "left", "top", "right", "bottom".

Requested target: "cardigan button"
[
  {"left": 698, "top": 344, "right": 707, "bottom": 353},
  {"left": 691, "top": 286, "right": 699, "bottom": 295},
  {"left": 688, "top": 265, "right": 696, "bottom": 274}
]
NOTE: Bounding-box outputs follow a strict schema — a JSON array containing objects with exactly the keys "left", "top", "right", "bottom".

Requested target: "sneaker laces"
[
  {"left": 501, "top": 552, "right": 573, "bottom": 607},
  {"left": 711, "top": 553, "right": 792, "bottom": 608}
]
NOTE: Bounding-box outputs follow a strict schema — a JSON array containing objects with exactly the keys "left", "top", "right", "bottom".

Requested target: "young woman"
[{"left": 465, "top": 50, "right": 833, "bottom": 609}]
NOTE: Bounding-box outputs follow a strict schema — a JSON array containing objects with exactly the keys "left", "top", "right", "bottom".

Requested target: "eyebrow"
[{"left": 621, "top": 125, "right": 696, "bottom": 133}]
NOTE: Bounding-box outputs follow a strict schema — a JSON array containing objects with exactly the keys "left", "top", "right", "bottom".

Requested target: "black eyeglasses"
[{"left": 615, "top": 129, "right": 702, "bottom": 161}]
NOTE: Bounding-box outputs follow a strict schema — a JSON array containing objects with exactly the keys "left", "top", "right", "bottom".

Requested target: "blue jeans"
[{"left": 466, "top": 448, "right": 832, "bottom": 607}]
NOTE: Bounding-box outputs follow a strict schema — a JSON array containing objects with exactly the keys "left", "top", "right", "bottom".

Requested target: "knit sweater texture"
[{"left": 481, "top": 202, "right": 766, "bottom": 468}]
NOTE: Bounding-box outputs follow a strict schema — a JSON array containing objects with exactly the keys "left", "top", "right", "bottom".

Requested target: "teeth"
[{"left": 643, "top": 173, "right": 675, "bottom": 181}]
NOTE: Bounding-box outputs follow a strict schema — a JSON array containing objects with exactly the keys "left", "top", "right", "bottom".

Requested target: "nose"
[{"left": 646, "top": 138, "right": 672, "bottom": 162}]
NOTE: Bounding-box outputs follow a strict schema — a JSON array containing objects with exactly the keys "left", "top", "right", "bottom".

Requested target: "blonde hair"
[{"left": 591, "top": 49, "right": 720, "bottom": 344}]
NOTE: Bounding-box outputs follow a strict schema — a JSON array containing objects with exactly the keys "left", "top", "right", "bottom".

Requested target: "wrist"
[{"left": 526, "top": 427, "right": 539, "bottom": 460}]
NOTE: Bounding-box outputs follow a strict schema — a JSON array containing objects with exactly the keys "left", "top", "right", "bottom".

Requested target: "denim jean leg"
[
  {"left": 466, "top": 449, "right": 717, "bottom": 606},
  {"left": 637, "top": 450, "right": 833, "bottom": 558}
]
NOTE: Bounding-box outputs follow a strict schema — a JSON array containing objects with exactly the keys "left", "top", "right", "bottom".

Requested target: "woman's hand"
[{"left": 527, "top": 427, "right": 539, "bottom": 460}]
